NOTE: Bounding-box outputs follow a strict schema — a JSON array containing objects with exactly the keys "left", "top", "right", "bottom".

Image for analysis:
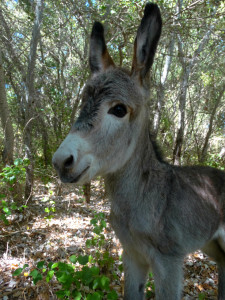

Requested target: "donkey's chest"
[
  {"left": 110, "top": 203, "right": 159, "bottom": 252},
  {"left": 109, "top": 200, "right": 183, "bottom": 257}
]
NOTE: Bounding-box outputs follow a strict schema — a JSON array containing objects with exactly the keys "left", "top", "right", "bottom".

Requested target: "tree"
[
  {"left": 23, "top": 0, "right": 44, "bottom": 200},
  {"left": 0, "top": 49, "right": 14, "bottom": 165}
]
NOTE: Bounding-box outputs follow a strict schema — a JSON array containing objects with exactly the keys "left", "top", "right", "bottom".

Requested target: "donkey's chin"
[
  {"left": 59, "top": 166, "right": 91, "bottom": 185},
  {"left": 70, "top": 166, "right": 90, "bottom": 184}
]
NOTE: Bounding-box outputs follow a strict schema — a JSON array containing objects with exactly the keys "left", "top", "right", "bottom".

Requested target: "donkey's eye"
[{"left": 108, "top": 104, "right": 127, "bottom": 118}]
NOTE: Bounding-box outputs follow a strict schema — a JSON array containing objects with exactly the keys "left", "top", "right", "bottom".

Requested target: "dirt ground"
[{"left": 0, "top": 180, "right": 219, "bottom": 299}]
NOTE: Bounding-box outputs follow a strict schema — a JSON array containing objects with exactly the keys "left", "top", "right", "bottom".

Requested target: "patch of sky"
[{"left": 14, "top": 32, "right": 24, "bottom": 39}]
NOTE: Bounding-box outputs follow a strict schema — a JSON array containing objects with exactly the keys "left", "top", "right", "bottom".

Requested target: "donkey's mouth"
[{"left": 70, "top": 166, "right": 90, "bottom": 184}]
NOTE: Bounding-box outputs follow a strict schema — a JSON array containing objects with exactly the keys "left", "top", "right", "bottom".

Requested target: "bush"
[
  {"left": 0, "top": 158, "right": 29, "bottom": 224},
  {"left": 13, "top": 213, "right": 118, "bottom": 299}
]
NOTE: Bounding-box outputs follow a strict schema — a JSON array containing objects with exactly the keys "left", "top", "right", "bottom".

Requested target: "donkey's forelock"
[{"left": 84, "top": 68, "right": 145, "bottom": 106}]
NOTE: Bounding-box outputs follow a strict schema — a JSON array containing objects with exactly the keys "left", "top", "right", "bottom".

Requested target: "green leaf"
[
  {"left": 77, "top": 255, "right": 89, "bottom": 265},
  {"left": 37, "top": 261, "right": 45, "bottom": 269},
  {"left": 92, "top": 278, "right": 99, "bottom": 290},
  {"left": 99, "top": 275, "right": 110, "bottom": 290},
  {"left": 46, "top": 270, "right": 54, "bottom": 282},
  {"left": 57, "top": 262, "right": 73, "bottom": 272},
  {"left": 100, "top": 220, "right": 107, "bottom": 228},
  {"left": 30, "top": 269, "right": 39, "bottom": 278},
  {"left": 29, "top": 269, "right": 43, "bottom": 284},
  {"left": 48, "top": 262, "right": 54, "bottom": 269},
  {"left": 71, "top": 291, "right": 82, "bottom": 300},
  {"left": 86, "top": 239, "right": 93, "bottom": 248},
  {"left": 93, "top": 227, "right": 101, "bottom": 235},
  {"left": 90, "top": 266, "right": 100, "bottom": 276},
  {"left": 0, "top": 214, "right": 9, "bottom": 225},
  {"left": 23, "top": 264, "right": 29, "bottom": 269},
  {"left": 80, "top": 266, "right": 94, "bottom": 285},
  {"left": 198, "top": 293, "right": 207, "bottom": 300},
  {"left": 10, "top": 203, "right": 17, "bottom": 210},
  {"left": 107, "top": 290, "right": 118, "bottom": 300},
  {"left": 12, "top": 268, "right": 23, "bottom": 276},
  {"left": 91, "top": 219, "right": 97, "bottom": 225},
  {"left": 87, "top": 292, "right": 103, "bottom": 300},
  {"left": 55, "top": 289, "right": 70, "bottom": 299},
  {"left": 69, "top": 255, "right": 77, "bottom": 264},
  {"left": 3, "top": 207, "right": 10, "bottom": 215}
]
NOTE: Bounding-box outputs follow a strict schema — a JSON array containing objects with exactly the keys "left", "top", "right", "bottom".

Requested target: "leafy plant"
[
  {"left": 13, "top": 213, "right": 118, "bottom": 299},
  {"left": 0, "top": 158, "right": 29, "bottom": 224},
  {"left": 13, "top": 254, "right": 118, "bottom": 299},
  {"left": 41, "top": 188, "right": 56, "bottom": 220},
  {"left": 198, "top": 292, "right": 207, "bottom": 300},
  {"left": 145, "top": 272, "right": 155, "bottom": 298},
  {"left": 0, "top": 158, "right": 29, "bottom": 185},
  {"left": 86, "top": 213, "right": 115, "bottom": 274},
  {"left": 204, "top": 153, "right": 224, "bottom": 171}
]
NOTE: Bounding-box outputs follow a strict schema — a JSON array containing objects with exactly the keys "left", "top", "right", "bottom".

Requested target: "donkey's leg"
[
  {"left": 123, "top": 251, "right": 149, "bottom": 300},
  {"left": 152, "top": 255, "right": 183, "bottom": 300},
  {"left": 203, "top": 239, "right": 225, "bottom": 300}
]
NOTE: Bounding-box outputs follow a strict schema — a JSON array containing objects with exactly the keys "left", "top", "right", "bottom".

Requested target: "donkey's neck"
[{"left": 104, "top": 121, "right": 165, "bottom": 208}]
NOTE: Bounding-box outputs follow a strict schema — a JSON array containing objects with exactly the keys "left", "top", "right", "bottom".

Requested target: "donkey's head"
[{"left": 52, "top": 3, "right": 162, "bottom": 184}]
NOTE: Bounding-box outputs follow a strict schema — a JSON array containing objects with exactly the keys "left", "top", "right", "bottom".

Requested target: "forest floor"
[{"left": 0, "top": 179, "right": 219, "bottom": 299}]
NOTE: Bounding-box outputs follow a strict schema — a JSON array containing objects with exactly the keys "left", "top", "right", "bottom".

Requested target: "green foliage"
[
  {"left": 13, "top": 213, "right": 118, "bottom": 299},
  {"left": 204, "top": 153, "right": 225, "bottom": 171},
  {"left": 0, "top": 158, "right": 29, "bottom": 185},
  {"left": 13, "top": 254, "right": 118, "bottom": 299},
  {"left": 86, "top": 213, "right": 115, "bottom": 275},
  {"left": 41, "top": 188, "right": 56, "bottom": 220},
  {"left": 145, "top": 272, "right": 155, "bottom": 298},
  {"left": 0, "top": 158, "right": 29, "bottom": 224},
  {"left": 198, "top": 292, "right": 207, "bottom": 300}
]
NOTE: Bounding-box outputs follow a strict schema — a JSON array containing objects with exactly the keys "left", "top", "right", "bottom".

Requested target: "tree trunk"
[
  {"left": 199, "top": 86, "right": 225, "bottom": 164},
  {"left": 172, "top": 61, "right": 189, "bottom": 165},
  {"left": 83, "top": 183, "right": 91, "bottom": 203},
  {"left": 173, "top": 21, "right": 215, "bottom": 165},
  {"left": 152, "top": 35, "right": 175, "bottom": 140},
  {"left": 24, "top": 0, "right": 44, "bottom": 200},
  {"left": 0, "top": 50, "right": 14, "bottom": 165}
]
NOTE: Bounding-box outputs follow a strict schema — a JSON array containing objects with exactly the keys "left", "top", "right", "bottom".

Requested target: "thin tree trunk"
[
  {"left": 83, "top": 183, "right": 91, "bottom": 203},
  {"left": 152, "top": 35, "right": 175, "bottom": 140},
  {"left": 172, "top": 58, "right": 189, "bottom": 165},
  {"left": 199, "top": 86, "right": 225, "bottom": 163},
  {"left": 0, "top": 50, "right": 14, "bottom": 165},
  {"left": 24, "top": 0, "right": 44, "bottom": 200},
  {"left": 173, "top": 23, "right": 215, "bottom": 165},
  {"left": 41, "top": 120, "right": 51, "bottom": 166}
]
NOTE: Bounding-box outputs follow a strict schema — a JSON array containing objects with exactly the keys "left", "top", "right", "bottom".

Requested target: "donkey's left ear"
[
  {"left": 131, "top": 3, "right": 162, "bottom": 83},
  {"left": 89, "top": 22, "right": 115, "bottom": 75}
]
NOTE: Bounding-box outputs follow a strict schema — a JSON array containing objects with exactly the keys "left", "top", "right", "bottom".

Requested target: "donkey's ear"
[
  {"left": 131, "top": 3, "right": 162, "bottom": 83},
  {"left": 89, "top": 22, "right": 115, "bottom": 75}
]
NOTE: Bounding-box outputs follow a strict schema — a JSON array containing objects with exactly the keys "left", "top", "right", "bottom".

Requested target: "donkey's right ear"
[
  {"left": 131, "top": 3, "right": 162, "bottom": 84},
  {"left": 89, "top": 22, "right": 115, "bottom": 75}
]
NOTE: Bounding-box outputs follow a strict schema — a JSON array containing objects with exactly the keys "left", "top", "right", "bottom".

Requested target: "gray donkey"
[{"left": 52, "top": 3, "right": 225, "bottom": 299}]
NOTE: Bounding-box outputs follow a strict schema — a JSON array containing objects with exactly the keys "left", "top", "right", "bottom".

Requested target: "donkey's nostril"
[{"left": 64, "top": 155, "right": 74, "bottom": 168}]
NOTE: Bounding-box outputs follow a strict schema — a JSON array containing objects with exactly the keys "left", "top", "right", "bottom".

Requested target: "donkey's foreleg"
[
  {"left": 202, "top": 239, "right": 225, "bottom": 300},
  {"left": 123, "top": 251, "right": 149, "bottom": 300},
  {"left": 152, "top": 255, "right": 183, "bottom": 300},
  {"left": 218, "top": 266, "right": 225, "bottom": 300}
]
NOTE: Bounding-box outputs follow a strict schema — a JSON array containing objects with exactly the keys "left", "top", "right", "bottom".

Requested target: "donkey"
[{"left": 52, "top": 3, "right": 225, "bottom": 300}]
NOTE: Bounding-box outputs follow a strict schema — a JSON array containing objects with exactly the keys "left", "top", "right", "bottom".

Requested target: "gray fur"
[{"left": 52, "top": 3, "right": 225, "bottom": 299}]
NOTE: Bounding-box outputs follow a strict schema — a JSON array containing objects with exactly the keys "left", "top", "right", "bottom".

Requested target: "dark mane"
[{"left": 149, "top": 133, "right": 166, "bottom": 163}]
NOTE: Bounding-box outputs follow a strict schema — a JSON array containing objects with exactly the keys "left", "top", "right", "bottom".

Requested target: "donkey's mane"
[{"left": 149, "top": 133, "right": 166, "bottom": 163}]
